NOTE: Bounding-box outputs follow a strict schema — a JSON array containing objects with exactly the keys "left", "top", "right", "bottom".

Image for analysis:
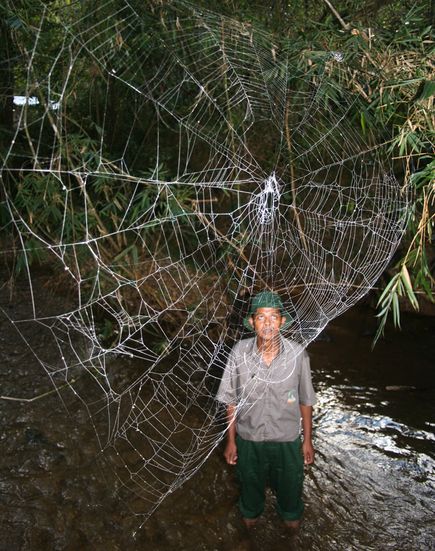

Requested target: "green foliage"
[
  {"left": 374, "top": 264, "right": 419, "bottom": 344},
  {"left": 278, "top": 2, "right": 434, "bottom": 340},
  {"left": 1, "top": 0, "right": 433, "bottom": 339}
]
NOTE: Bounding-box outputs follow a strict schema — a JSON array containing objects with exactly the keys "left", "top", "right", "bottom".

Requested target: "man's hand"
[
  {"left": 302, "top": 439, "right": 314, "bottom": 465},
  {"left": 224, "top": 404, "right": 238, "bottom": 465},
  {"left": 224, "top": 440, "right": 238, "bottom": 465},
  {"left": 300, "top": 404, "right": 314, "bottom": 464}
]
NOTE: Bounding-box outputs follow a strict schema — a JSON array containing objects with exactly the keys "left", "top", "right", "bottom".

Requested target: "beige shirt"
[{"left": 216, "top": 337, "right": 317, "bottom": 442}]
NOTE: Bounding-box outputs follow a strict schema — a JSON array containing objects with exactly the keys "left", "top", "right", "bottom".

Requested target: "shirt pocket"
[{"left": 283, "top": 387, "right": 298, "bottom": 407}]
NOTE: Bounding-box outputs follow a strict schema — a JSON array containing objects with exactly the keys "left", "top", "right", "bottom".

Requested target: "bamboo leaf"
[
  {"left": 376, "top": 273, "right": 400, "bottom": 307},
  {"left": 400, "top": 265, "right": 419, "bottom": 310},
  {"left": 420, "top": 277, "right": 434, "bottom": 302},
  {"left": 113, "top": 243, "right": 136, "bottom": 262},
  {"left": 400, "top": 264, "right": 413, "bottom": 293},
  {"left": 360, "top": 111, "right": 366, "bottom": 136},
  {"left": 131, "top": 244, "right": 139, "bottom": 265},
  {"left": 414, "top": 80, "right": 435, "bottom": 102},
  {"left": 392, "top": 292, "right": 400, "bottom": 328}
]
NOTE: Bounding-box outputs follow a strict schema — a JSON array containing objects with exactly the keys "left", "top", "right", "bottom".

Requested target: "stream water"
[{"left": 0, "top": 271, "right": 434, "bottom": 550}]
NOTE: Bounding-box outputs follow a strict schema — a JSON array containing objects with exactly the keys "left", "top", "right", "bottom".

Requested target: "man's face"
[{"left": 249, "top": 307, "right": 286, "bottom": 341}]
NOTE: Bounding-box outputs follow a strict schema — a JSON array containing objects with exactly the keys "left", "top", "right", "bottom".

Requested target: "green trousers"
[{"left": 236, "top": 435, "right": 304, "bottom": 521}]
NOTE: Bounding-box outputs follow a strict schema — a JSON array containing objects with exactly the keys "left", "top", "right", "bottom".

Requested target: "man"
[{"left": 216, "top": 291, "right": 316, "bottom": 530}]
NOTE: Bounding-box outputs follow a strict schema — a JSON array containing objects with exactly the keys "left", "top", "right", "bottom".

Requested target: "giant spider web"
[{"left": 1, "top": 0, "right": 408, "bottom": 523}]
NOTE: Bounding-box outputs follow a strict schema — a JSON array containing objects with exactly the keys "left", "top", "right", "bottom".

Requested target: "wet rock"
[
  {"left": 25, "top": 428, "right": 48, "bottom": 446},
  {"left": 0, "top": 522, "right": 25, "bottom": 551},
  {"left": 24, "top": 526, "right": 55, "bottom": 550}
]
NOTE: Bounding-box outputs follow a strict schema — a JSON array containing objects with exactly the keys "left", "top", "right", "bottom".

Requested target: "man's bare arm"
[
  {"left": 300, "top": 404, "right": 314, "bottom": 465},
  {"left": 224, "top": 404, "right": 238, "bottom": 465}
]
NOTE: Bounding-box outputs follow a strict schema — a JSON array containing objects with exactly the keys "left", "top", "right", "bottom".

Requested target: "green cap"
[{"left": 243, "top": 291, "right": 292, "bottom": 331}]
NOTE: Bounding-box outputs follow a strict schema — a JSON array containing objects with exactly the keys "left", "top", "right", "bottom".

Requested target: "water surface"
[{"left": 0, "top": 272, "right": 434, "bottom": 550}]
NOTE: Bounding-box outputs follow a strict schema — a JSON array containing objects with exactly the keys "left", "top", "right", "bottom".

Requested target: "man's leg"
[
  {"left": 268, "top": 439, "right": 304, "bottom": 526},
  {"left": 236, "top": 436, "right": 267, "bottom": 525}
]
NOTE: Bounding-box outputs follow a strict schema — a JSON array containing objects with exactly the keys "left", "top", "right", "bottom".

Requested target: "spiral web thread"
[{"left": 1, "top": 0, "right": 408, "bottom": 522}]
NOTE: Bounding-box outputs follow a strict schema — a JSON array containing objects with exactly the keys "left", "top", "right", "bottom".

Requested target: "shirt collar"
[{"left": 250, "top": 336, "right": 284, "bottom": 363}]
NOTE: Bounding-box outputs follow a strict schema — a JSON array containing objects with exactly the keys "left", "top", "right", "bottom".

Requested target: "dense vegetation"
[{"left": 0, "top": 0, "right": 433, "bottom": 341}]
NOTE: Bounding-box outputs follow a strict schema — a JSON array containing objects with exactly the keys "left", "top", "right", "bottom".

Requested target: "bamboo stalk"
[{"left": 321, "top": 0, "right": 351, "bottom": 31}]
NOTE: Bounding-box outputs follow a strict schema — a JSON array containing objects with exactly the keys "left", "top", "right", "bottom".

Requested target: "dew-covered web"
[{"left": 1, "top": 0, "right": 408, "bottom": 523}]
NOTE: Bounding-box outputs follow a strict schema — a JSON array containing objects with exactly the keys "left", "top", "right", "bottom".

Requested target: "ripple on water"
[{"left": 299, "top": 380, "right": 435, "bottom": 551}]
